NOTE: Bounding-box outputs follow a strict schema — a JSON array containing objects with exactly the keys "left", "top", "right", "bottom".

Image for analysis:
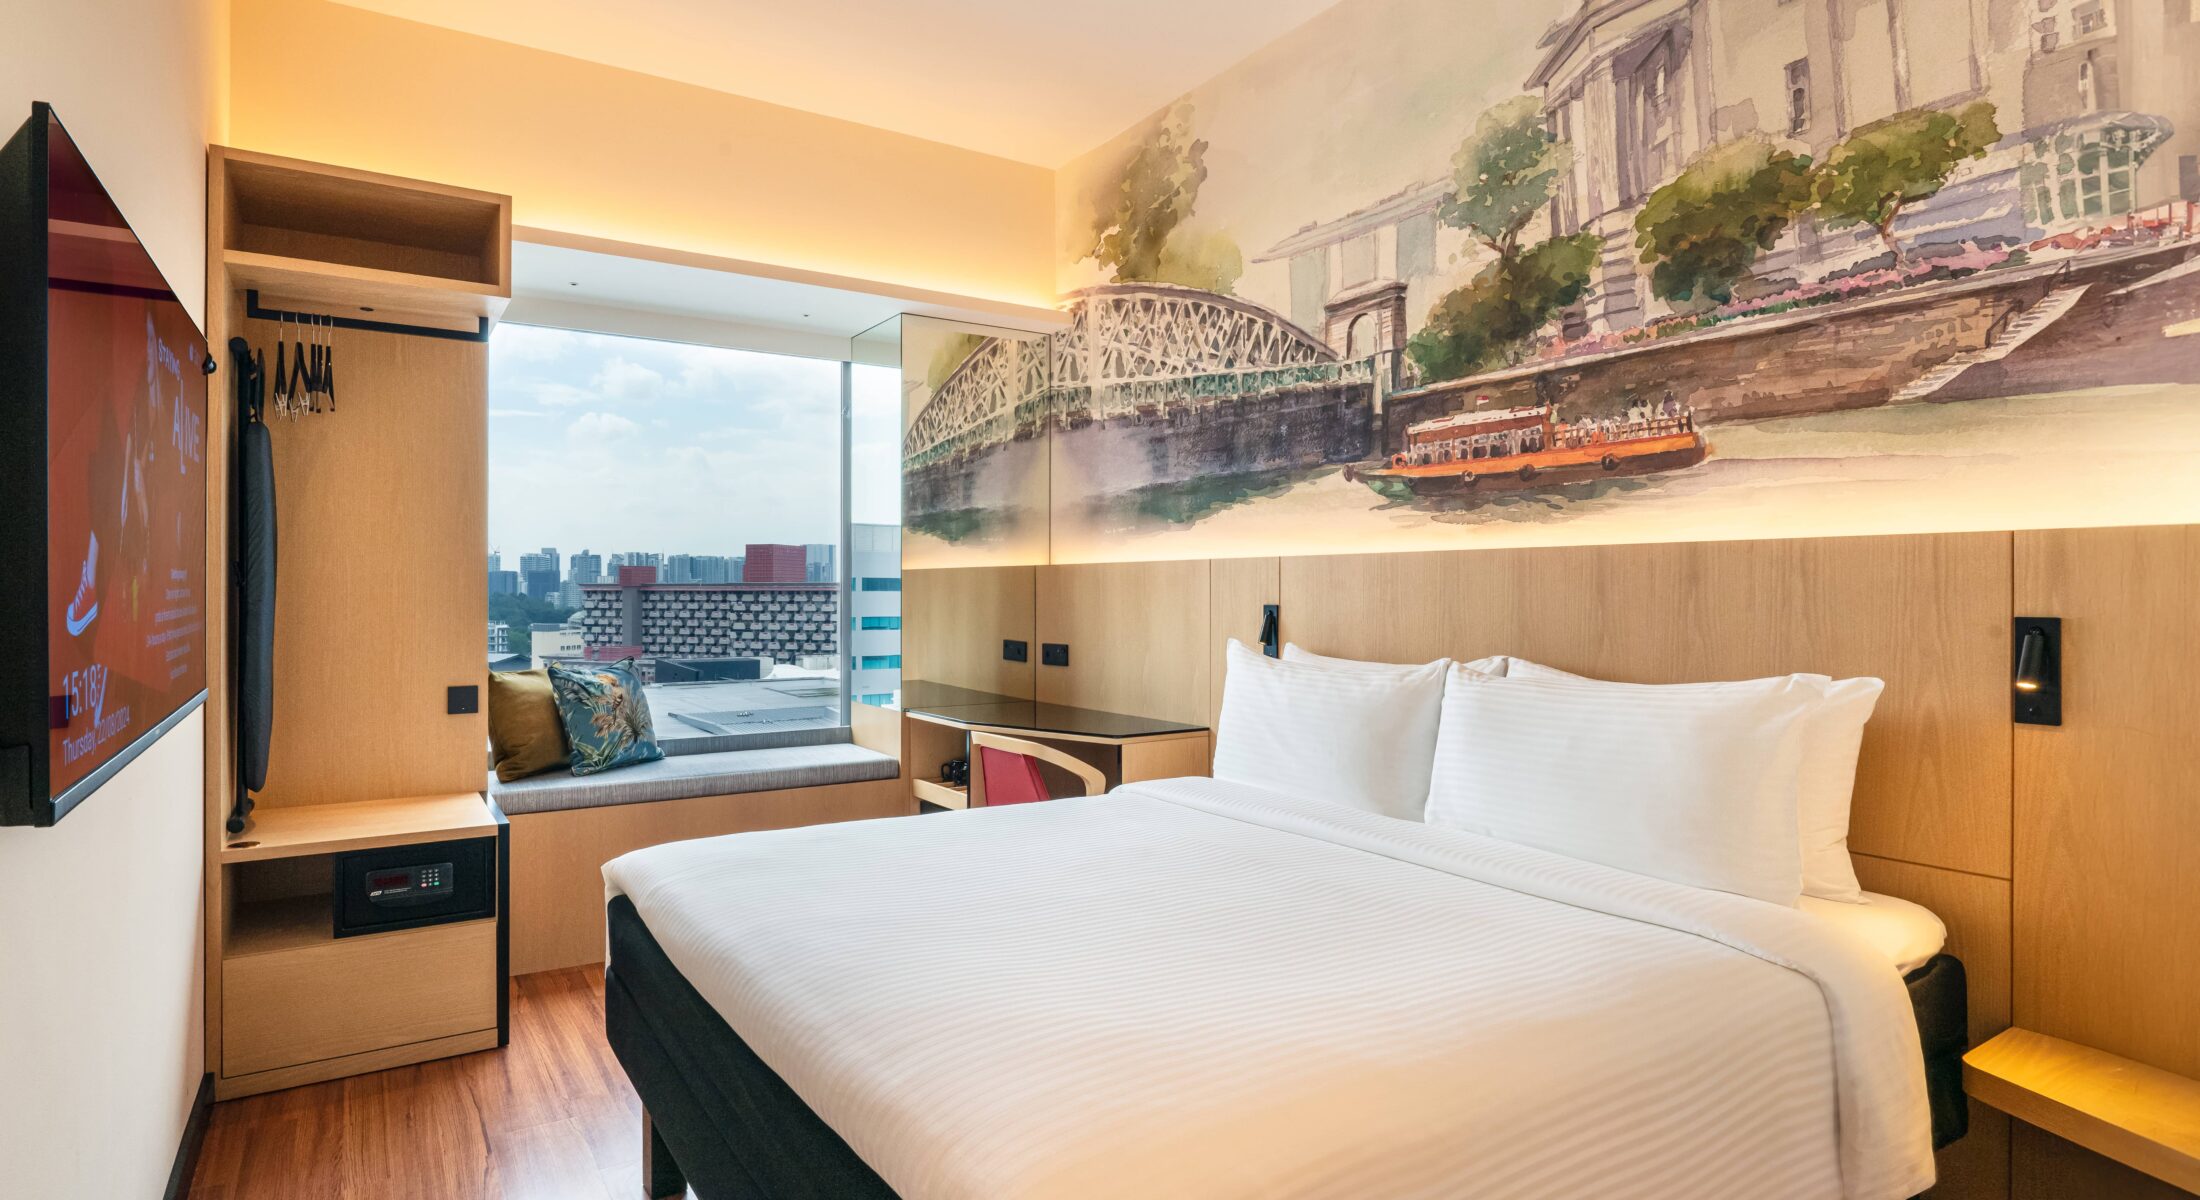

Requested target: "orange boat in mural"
[{"left": 1350, "top": 402, "right": 1707, "bottom": 499}]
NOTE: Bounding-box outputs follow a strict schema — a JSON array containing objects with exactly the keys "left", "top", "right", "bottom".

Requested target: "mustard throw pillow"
[{"left": 487, "top": 668, "right": 569, "bottom": 782}]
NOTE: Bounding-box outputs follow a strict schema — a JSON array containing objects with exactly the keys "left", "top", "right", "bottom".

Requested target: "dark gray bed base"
[{"left": 604, "top": 896, "right": 1969, "bottom": 1200}]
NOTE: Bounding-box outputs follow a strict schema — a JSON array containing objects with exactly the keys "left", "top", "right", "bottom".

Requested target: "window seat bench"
[
  {"left": 498, "top": 731, "right": 909, "bottom": 974},
  {"left": 490, "top": 741, "right": 900, "bottom": 816}
]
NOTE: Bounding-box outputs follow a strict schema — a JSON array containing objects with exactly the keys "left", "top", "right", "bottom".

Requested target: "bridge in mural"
[{"left": 902, "top": 283, "right": 1365, "bottom": 467}]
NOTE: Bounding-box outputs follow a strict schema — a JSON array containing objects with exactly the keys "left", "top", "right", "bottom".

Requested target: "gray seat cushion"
[{"left": 491, "top": 742, "right": 900, "bottom": 816}]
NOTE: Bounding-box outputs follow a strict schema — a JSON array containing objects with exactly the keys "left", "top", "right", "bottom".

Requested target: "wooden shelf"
[
  {"left": 214, "top": 145, "right": 510, "bottom": 336},
  {"left": 1965, "top": 1028, "right": 2200, "bottom": 1192},
  {"left": 225, "top": 893, "right": 494, "bottom": 960},
  {"left": 911, "top": 777, "right": 969, "bottom": 810},
  {"left": 227, "top": 249, "right": 508, "bottom": 333},
  {"left": 220, "top": 792, "right": 495, "bottom": 863}
]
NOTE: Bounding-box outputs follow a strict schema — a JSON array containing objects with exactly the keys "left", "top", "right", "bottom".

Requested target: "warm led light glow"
[{"left": 2014, "top": 627, "right": 2049, "bottom": 692}]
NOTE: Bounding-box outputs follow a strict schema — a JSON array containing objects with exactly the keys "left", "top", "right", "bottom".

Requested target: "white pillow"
[
  {"left": 1508, "top": 660, "right": 1882, "bottom": 903},
  {"left": 1425, "top": 667, "right": 1819, "bottom": 905},
  {"left": 1282, "top": 642, "right": 1507, "bottom": 677},
  {"left": 1215, "top": 639, "right": 1448, "bottom": 821}
]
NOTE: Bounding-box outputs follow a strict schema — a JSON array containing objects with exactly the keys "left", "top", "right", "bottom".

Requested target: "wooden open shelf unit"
[
  {"left": 1966, "top": 1028, "right": 2200, "bottom": 1193},
  {"left": 214, "top": 147, "right": 510, "bottom": 335},
  {"left": 203, "top": 146, "right": 511, "bottom": 1100}
]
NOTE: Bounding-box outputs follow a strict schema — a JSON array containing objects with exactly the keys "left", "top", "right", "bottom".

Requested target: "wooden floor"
[{"left": 188, "top": 967, "right": 688, "bottom": 1199}]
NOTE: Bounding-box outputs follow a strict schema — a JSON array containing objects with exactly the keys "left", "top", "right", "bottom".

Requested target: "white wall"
[{"left": 0, "top": 1, "right": 226, "bottom": 1195}]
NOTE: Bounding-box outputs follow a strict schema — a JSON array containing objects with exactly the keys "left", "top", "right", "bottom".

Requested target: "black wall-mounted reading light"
[
  {"left": 1259, "top": 604, "right": 1281, "bottom": 658},
  {"left": 2013, "top": 616, "right": 2062, "bottom": 726}
]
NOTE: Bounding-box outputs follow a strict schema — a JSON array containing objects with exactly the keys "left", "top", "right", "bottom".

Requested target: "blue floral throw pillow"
[{"left": 545, "top": 660, "right": 666, "bottom": 776}]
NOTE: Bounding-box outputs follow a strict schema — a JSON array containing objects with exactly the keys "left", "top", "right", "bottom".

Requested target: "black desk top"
[{"left": 898, "top": 680, "right": 1207, "bottom": 740}]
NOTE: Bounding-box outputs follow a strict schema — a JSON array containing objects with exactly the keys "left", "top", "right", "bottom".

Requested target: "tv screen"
[{"left": 1, "top": 104, "right": 208, "bottom": 825}]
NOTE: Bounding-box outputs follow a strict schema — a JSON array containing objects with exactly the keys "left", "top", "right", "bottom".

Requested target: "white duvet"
[{"left": 603, "top": 778, "right": 1934, "bottom": 1200}]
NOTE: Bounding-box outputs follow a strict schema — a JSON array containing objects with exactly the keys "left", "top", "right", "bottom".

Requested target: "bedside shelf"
[
  {"left": 1965, "top": 1028, "right": 2200, "bottom": 1192},
  {"left": 220, "top": 792, "right": 496, "bottom": 863}
]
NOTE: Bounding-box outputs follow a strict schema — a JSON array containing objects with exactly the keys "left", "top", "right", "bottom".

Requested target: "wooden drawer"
[{"left": 222, "top": 918, "right": 497, "bottom": 1077}]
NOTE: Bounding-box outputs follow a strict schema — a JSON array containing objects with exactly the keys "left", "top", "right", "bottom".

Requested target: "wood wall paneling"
[
  {"left": 849, "top": 700, "right": 904, "bottom": 762},
  {"left": 2014, "top": 526, "right": 2200, "bottom": 1079},
  {"left": 1278, "top": 532, "right": 2013, "bottom": 877},
  {"left": 251, "top": 318, "right": 487, "bottom": 806},
  {"left": 2012, "top": 1120, "right": 2198, "bottom": 1200},
  {"left": 902, "top": 566, "right": 1036, "bottom": 697},
  {"left": 1117, "top": 734, "right": 1215, "bottom": 784},
  {"left": 1853, "top": 854, "right": 2013, "bottom": 1039},
  {"left": 505, "top": 779, "right": 906, "bottom": 975},
  {"left": 1207, "top": 557, "right": 1280, "bottom": 738},
  {"left": 1930, "top": 1102, "right": 2013, "bottom": 1200},
  {"left": 1036, "top": 561, "right": 1212, "bottom": 725}
]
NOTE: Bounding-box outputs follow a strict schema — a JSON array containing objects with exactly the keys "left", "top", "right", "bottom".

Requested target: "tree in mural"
[
  {"left": 1812, "top": 101, "right": 2001, "bottom": 263},
  {"left": 1079, "top": 103, "right": 1244, "bottom": 294},
  {"left": 1409, "top": 95, "right": 1601, "bottom": 381},
  {"left": 1409, "top": 240, "right": 1600, "bottom": 381},
  {"left": 1635, "top": 137, "right": 1816, "bottom": 307}
]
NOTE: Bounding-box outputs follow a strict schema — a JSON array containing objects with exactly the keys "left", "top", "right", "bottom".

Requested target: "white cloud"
[
  {"left": 567, "top": 411, "right": 641, "bottom": 444},
  {"left": 593, "top": 358, "right": 668, "bottom": 401},
  {"left": 488, "top": 326, "right": 852, "bottom": 553},
  {"left": 489, "top": 408, "right": 547, "bottom": 419},
  {"left": 493, "top": 323, "right": 573, "bottom": 364},
  {"left": 517, "top": 380, "right": 595, "bottom": 408}
]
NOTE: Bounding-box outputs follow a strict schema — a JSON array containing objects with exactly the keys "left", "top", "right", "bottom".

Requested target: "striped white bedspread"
[{"left": 603, "top": 777, "right": 1934, "bottom": 1200}]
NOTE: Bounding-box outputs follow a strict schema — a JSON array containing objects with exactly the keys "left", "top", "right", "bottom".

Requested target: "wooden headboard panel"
[{"left": 1275, "top": 533, "right": 2011, "bottom": 878}]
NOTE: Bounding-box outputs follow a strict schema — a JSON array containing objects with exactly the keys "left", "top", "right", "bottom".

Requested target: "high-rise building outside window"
[{"left": 488, "top": 323, "right": 848, "bottom": 740}]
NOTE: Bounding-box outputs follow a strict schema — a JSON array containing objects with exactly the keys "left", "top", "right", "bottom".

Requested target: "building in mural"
[{"left": 906, "top": 0, "right": 2200, "bottom": 561}]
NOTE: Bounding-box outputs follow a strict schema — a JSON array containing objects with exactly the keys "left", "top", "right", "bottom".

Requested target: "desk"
[{"left": 897, "top": 681, "right": 1211, "bottom": 809}]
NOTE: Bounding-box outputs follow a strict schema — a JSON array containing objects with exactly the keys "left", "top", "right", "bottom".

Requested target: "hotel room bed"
[{"left": 603, "top": 778, "right": 1963, "bottom": 1200}]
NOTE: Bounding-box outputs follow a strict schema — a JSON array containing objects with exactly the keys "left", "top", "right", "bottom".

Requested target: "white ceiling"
[
  {"left": 508, "top": 234, "right": 1065, "bottom": 362},
  {"left": 332, "top": 0, "right": 1340, "bottom": 165},
  {"left": 514, "top": 241, "right": 906, "bottom": 334}
]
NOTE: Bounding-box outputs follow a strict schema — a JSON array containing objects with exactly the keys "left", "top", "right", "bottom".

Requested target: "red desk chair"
[{"left": 969, "top": 733, "right": 1107, "bottom": 806}]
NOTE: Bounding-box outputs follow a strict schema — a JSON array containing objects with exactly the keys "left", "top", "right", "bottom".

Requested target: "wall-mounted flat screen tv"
[{"left": 2, "top": 103, "right": 209, "bottom": 826}]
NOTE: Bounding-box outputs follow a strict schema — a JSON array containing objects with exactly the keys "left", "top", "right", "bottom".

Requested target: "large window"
[{"left": 488, "top": 324, "right": 852, "bottom": 742}]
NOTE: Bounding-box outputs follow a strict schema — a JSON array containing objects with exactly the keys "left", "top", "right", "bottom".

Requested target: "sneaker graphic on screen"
[{"left": 64, "top": 531, "right": 100, "bottom": 637}]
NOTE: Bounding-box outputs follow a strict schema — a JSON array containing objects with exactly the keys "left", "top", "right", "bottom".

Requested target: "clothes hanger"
[
  {"left": 286, "top": 312, "right": 311, "bottom": 413},
  {"left": 271, "top": 312, "right": 289, "bottom": 418}
]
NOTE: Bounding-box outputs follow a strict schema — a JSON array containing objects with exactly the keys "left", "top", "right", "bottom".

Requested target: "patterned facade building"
[{"left": 578, "top": 582, "right": 838, "bottom": 665}]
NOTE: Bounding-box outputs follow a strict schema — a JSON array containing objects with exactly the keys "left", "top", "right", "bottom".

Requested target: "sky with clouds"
[{"left": 488, "top": 324, "right": 900, "bottom": 564}]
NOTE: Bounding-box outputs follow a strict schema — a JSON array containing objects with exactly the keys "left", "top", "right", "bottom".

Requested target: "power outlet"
[
  {"left": 1041, "top": 642, "right": 1070, "bottom": 667},
  {"left": 1003, "top": 639, "right": 1029, "bottom": 663}
]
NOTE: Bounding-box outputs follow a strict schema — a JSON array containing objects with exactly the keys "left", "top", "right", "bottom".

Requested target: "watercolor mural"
[
  {"left": 902, "top": 0, "right": 2200, "bottom": 564},
  {"left": 900, "top": 315, "right": 1051, "bottom": 567}
]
